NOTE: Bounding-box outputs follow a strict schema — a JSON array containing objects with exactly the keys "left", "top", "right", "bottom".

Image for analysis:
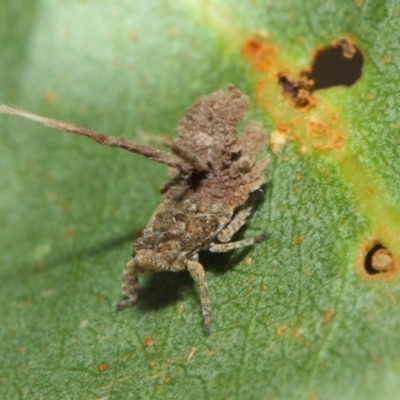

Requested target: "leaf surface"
[{"left": 1, "top": 1, "right": 400, "bottom": 399}]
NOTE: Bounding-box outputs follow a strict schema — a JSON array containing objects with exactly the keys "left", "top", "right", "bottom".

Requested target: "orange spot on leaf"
[
  {"left": 242, "top": 34, "right": 278, "bottom": 72},
  {"left": 276, "top": 324, "right": 288, "bottom": 335},
  {"left": 383, "top": 54, "right": 391, "bottom": 64},
  {"left": 65, "top": 226, "right": 75, "bottom": 237},
  {"left": 144, "top": 337, "right": 155, "bottom": 347},
  {"left": 98, "top": 362, "right": 108, "bottom": 372},
  {"left": 293, "top": 235, "right": 304, "bottom": 244},
  {"left": 322, "top": 308, "right": 334, "bottom": 323},
  {"left": 309, "top": 392, "right": 318, "bottom": 400},
  {"left": 244, "top": 257, "right": 253, "bottom": 266},
  {"left": 306, "top": 114, "right": 346, "bottom": 151}
]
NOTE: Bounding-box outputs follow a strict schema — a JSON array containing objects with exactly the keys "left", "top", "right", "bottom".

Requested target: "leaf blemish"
[
  {"left": 322, "top": 308, "right": 334, "bottom": 323},
  {"left": 364, "top": 244, "right": 396, "bottom": 275},
  {"left": 278, "top": 71, "right": 316, "bottom": 109},
  {"left": 276, "top": 324, "right": 288, "bottom": 335},
  {"left": 293, "top": 234, "right": 304, "bottom": 244},
  {"left": 358, "top": 239, "right": 399, "bottom": 281},
  {"left": 306, "top": 36, "right": 364, "bottom": 91},
  {"left": 306, "top": 116, "right": 346, "bottom": 151},
  {"left": 97, "top": 362, "right": 108, "bottom": 372},
  {"left": 144, "top": 337, "right": 155, "bottom": 347},
  {"left": 277, "top": 36, "right": 363, "bottom": 108},
  {"left": 243, "top": 256, "right": 253, "bottom": 266},
  {"left": 241, "top": 30, "right": 278, "bottom": 72},
  {"left": 269, "top": 121, "right": 290, "bottom": 154}
]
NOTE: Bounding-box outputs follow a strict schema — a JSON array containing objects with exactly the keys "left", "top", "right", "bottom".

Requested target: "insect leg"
[
  {"left": 116, "top": 258, "right": 139, "bottom": 312},
  {"left": 186, "top": 260, "right": 211, "bottom": 335},
  {"left": 168, "top": 141, "right": 209, "bottom": 172},
  {"left": 209, "top": 233, "right": 270, "bottom": 253},
  {"left": 217, "top": 192, "right": 262, "bottom": 243}
]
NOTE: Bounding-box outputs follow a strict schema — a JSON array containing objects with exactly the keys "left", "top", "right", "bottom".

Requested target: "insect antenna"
[{"left": 0, "top": 104, "right": 184, "bottom": 170}]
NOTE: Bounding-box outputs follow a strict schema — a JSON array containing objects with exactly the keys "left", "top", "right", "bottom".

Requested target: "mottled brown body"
[
  {"left": 0, "top": 85, "right": 269, "bottom": 334},
  {"left": 118, "top": 86, "right": 269, "bottom": 333}
]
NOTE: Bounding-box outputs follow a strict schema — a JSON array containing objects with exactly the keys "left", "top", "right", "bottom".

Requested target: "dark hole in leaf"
[
  {"left": 364, "top": 243, "right": 395, "bottom": 275},
  {"left": 307, "top": 39, "right": 364, "bottom": 91}
]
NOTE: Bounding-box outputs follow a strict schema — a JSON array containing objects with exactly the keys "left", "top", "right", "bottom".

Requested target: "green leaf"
[{"left": 1, "top": 0, "right": 400, "bottom": 399}]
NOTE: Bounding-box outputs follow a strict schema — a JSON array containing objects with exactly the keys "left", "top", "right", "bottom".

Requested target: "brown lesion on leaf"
[
  {"left": 277, "top": 36, "right": 362, "bottom": 108},
  {"left": 242, "top": 32, "right": 363, "bottom": 155},
  {"left": 332, "top": 36, "right": 358, "bottom": 59},
  {"left": 358, "top": 238, "right": 399, "bottom": 281},
  {"left": 278, "top": 70, "right": 316, "bottom": 109},
  {"left": 306, "top": 114, "right": 346, "bottom": 151},
  {"left": 241, "top": 30, "right": 279, "bottom": 72},
  {"left": 267, "top": 107, "right": 346, "bottom": 153}
]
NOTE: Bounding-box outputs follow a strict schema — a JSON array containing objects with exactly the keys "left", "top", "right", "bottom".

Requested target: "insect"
[{"left": 0, "top": 85, "right": 269, "bottom": 334}]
